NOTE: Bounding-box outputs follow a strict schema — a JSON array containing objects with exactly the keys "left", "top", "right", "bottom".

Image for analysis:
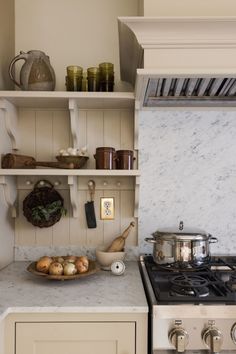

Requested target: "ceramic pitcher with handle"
[{"left": 9, "top": 50, "right": 56, "bottom": 91}]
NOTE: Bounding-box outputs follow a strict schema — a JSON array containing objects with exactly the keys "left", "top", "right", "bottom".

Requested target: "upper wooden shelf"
[
  {"left": 0, "top": 91, "right": 135, "bottom": 109},
  {"left": 0, "top": 169, "right": 140, "bottom": 176}
]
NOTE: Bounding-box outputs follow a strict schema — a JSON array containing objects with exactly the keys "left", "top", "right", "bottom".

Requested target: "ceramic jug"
[{"left": 9, "top": 50, "right": 56, "bottom": 91}]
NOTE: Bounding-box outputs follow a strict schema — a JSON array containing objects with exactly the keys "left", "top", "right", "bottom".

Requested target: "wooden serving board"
[{"left": 27, "top": 259, "right": 100, "bottom": 281}]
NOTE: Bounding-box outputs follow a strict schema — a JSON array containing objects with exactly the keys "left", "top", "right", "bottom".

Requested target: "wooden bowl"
[
  {"left": 56, "top": 155, "right": 88, "bottom": 169},
  {"left": 27, "top": 259, "right": 100, "bottom": 280}
]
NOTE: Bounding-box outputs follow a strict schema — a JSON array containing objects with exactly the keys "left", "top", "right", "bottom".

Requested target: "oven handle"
[{"left": 145, "top": 237, "right": 157, "bottom": 244}]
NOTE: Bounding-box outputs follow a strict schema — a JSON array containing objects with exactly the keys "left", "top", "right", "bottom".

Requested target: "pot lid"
[{"left": 152, "top": 221, "right": 211, "bottom": 241}]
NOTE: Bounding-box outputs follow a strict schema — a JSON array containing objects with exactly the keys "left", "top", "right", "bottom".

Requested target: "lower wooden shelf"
[{"left": 0, "top": 169, "right": 140, "bottom": 176}]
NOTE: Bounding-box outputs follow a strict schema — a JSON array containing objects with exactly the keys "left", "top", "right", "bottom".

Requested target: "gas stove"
[{"left": 140, "top": 255, "right": 236, "bottom": 353}]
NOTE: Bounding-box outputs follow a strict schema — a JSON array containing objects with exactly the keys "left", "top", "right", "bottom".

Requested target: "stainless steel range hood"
[{"left": 118, "top": 17, "right": 236, "bottom": 108}]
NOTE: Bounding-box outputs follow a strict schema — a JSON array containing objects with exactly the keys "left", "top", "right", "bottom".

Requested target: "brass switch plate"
[{"left": 100, "top": 197, "right": 115, "bottom": 220}]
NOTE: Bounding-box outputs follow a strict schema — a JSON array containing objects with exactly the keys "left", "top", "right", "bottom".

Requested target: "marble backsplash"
[{"left": 139, "top": 109, "right": 236, "bottom": 255}]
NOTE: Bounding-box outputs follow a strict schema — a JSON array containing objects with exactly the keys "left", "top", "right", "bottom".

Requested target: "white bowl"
[{"left": 96, "top": 246, "right": 125, "bottom": 270}]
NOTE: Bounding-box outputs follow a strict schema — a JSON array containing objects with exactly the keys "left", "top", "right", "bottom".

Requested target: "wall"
[
  {"left": 15, "top": 0, "right": 139, "bottom": 91},
  {"left": 0, "top": 0, "right": 14, "bottom": 89},
  {"left": 139, "top": 109, "right": 236, "bottom": 255}
]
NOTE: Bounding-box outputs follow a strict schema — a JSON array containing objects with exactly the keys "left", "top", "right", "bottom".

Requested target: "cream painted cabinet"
[
  {"left": 5, "top": 313, "right": 147, "bottom": 354},
  {"left": 16, "top": 322, "right": 135, "bottom": 354}
]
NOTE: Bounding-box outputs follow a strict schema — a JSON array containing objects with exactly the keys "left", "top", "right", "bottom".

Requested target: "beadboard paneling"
[
  {"left": 16, "top": 177, "right": 137, "bottom": 248},
  {"left": 15, "top": 108, "right": 136, "bottom": 249},
  {"left": 19, "top": 108, "right": 134, "bottom": 165}
]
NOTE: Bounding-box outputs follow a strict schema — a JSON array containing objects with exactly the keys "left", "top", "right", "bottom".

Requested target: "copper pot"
[
  {"left": 94, "top": 147, "right": 116, "bottom": 169},
  {"left": 116, "top": 150, "right": 135, "bottom": 170}
]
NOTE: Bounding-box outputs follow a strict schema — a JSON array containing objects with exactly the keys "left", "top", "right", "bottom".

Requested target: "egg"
[{"left": 59, "top": 149, "right": 65, "bottom": 155}]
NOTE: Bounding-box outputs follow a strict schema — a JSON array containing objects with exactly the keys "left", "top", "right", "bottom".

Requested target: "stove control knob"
[
  {"left": 231, "top": 323, "right": 236, "bottom": 344},
  {"left": 169, "top": 327, "right": 189, "bottom": 353},
  {"left": 202, "top": 327, "right": 223, "bottom": 353}
]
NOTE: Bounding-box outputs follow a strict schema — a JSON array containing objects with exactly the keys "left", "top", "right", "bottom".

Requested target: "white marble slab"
[
  {"left": 0, "top": 261, "right": 148, "bottom": 322},
  {"left": 139, "top": 109, "right": 236, "bottom": 255}
]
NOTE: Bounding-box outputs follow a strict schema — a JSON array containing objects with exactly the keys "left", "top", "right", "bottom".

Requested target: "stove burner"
[
  {"left": 158, "top": 261, "right": 208, "bottom": 272},
  {"left": 170, "top": 274, "right": 210, "bottom": 297},
  {"left": 226, "top": 273, "right": 236, "bottom": 291},
  {"left": 142, "top": 255, "right": 236, "bottom": 303}
]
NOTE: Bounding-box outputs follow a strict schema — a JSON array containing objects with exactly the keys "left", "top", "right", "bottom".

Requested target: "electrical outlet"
[{"left": 100, "top": 197, "right": 115, "bottom": 220}]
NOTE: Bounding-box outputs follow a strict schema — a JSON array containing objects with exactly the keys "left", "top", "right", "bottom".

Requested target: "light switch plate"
[{"left": 100, "top": 197, "right": 115, "bottom": 220}]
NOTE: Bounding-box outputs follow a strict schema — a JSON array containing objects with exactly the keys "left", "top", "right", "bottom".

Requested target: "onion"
[
  {"left": 64, "top": 255, "right": 77, "bottom": 263},
  {"left": 49, "top": 262, "right": 64, "bottom": 275},
  {"left": 75, "top": 256, "right": 89, "bottom": 273},
  {"left": 52, "top": 256, "right": 64, "bottom": 264},
  {"left": 36, "top": 256, "right": 53, "bottom": 274},
  {"left": 63, "top": 262, "right": 77, "bottom": 276}
]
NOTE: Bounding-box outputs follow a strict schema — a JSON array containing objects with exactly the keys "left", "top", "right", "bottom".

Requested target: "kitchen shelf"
[
  {"left": 0, "top": 90, "right": 139, "bottom": 221},
  {"left": 0, "top": 169, "right": 140, "bottom": 176},
  {"left": 0, "top": 91, "right": 135, "bottom": 109}
]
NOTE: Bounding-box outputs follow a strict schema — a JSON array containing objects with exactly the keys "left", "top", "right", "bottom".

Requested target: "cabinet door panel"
[{"left": 16, "top": 322, "right": 135, "bottom": 354}]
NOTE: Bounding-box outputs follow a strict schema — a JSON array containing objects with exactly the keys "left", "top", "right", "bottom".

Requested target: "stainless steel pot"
[{"left": 145, "top": 221, "right": 218, "bottom": 266}]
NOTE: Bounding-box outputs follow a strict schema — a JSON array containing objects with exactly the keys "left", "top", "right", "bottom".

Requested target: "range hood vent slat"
[
  {"left": 162, "top": 78, "right": 172, "bottom": 96},
  {"left": 197, "top": 78, "right": 212, "bottom": 97},
  {"left": 208, "top": 78, "right": 225, "bottom": 96},
  {"left": 218, "top": 78, "right": 234, "bottom": 96},
  {"left": 145, "top": 76, "right": 236, "bottom": 107},
  {"left": 186, "top": 78, "right": 199, "bottom": 96},
  {"left": 227, "top": 81, "right": 236, "bottom": 96},
  {"left": 174, "top": 78, "right": 185, "bottom": 97}
]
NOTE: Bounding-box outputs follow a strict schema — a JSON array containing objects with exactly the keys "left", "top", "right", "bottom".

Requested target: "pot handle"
[
  {"left": 209, "top": 235, "right": 218, "bottom": 244},
  {"left": 145, "top": 237, "right": 157, "bottom": 244}
]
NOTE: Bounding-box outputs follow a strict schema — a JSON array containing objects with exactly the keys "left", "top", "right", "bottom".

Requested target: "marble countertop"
[{"left": 0, "top": 261, "right": 148, "bottom": 321}]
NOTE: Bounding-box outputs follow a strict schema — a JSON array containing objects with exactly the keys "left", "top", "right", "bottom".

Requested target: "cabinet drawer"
[{"left": 16, "top": 321, "right": 135, "bottom": 354}]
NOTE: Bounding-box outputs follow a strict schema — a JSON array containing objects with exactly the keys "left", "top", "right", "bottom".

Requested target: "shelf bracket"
[
  {"left": 0, "top": 176, "right": 17, "bottom": 218},
  {"left": 134, "top": 176, "right": 140, "bottom": 217},
  {"left": 67, "top": 175, "right": 79, "bottom": 218},
  {"left": 0, "top": 98, "right": 19, "bottom": 150},
  {"left": 69, "top": 98, "right": 80, "bottom": 148}
]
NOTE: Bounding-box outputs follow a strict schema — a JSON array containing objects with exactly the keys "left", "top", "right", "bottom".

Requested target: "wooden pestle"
[{"left": 106, "top": 221, "right": 135, "bottom": 252}]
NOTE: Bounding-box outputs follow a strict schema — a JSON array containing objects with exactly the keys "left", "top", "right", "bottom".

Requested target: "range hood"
[{"left": 118, "top": 17, "right": 236, "bottom": 108}]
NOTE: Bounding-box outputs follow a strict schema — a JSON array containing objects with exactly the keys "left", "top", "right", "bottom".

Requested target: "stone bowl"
[{"left": 95, "top": 246, "right": 125, "bottom": 270}]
